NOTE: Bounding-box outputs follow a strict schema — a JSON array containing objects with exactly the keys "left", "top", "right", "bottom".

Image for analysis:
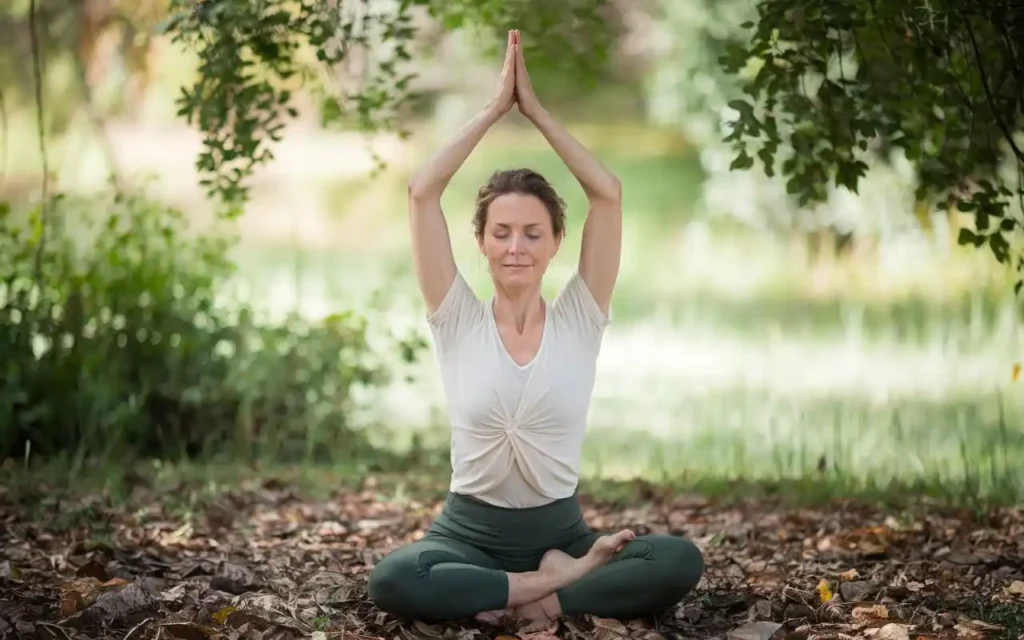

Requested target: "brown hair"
[{"left": 473, "top": 168, "right": 566, "bottom": 241}]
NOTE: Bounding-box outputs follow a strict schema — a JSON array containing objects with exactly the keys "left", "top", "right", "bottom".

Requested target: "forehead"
[{"left": 486, "top": 193, "right": 550, "bottom": 227}]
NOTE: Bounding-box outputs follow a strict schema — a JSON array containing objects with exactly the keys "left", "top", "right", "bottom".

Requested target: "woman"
[{"left": 367, "top": 30, "right": 704, "bottom": 626}]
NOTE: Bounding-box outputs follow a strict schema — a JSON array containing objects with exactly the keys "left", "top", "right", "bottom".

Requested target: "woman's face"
[{"left": 479, "top": 192, "right": 561, "bottom": 290}]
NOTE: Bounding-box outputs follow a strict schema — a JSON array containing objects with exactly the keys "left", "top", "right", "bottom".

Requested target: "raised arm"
[
  {"left": 513, "top": 31, "right": 622, "bottom": 316},
  {"left": 407, "top": 31, "right": 518, "bottom": 314}
]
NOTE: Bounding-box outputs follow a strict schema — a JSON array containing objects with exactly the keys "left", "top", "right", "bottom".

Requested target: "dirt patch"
[{"left": 1, "top": 478, "right": 1022, "bottom": 639}]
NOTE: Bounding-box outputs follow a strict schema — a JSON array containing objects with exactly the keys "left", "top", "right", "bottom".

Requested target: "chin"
[{"left": 498, "top": 270, "right": 538, "bottom": 287}]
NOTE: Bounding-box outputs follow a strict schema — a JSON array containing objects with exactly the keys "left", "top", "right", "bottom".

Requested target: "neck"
[{"left": 492, "top": 281, "right": 544, "bottom": 334}]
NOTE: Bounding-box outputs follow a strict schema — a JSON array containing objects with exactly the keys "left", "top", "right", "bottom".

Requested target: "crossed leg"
[
  {"left": 474, "top": 530, "right": 638, "bottom": 625},
  {"left": 368, "top": 535, "right": 509, "bottom": 621},
  {"left": 508, "top": 531, "right": 705, "bottom": 624},
  {"left": 367, "top": 529, "right": 641, "bottom": 623}
]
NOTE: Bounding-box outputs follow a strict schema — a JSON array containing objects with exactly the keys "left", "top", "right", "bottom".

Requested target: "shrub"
[{"left": 0, "top": 187, "right": 426, "bottom": 465}]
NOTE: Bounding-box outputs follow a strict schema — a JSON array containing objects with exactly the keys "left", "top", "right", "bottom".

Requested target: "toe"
[
  {"left": 474, "top": 610, "right": 507, "bottom": 626},
  {"left": 612, "top": 529, "right": 635, "bottom": 550}
]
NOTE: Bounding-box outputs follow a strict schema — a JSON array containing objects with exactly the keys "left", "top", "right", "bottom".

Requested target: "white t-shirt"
[{"left": 427, "top": 270, "right": 610, "bottom": 508}]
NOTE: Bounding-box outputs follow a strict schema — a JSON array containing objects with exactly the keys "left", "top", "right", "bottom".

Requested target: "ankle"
[{"left": 537, "top": 593, "right": 562, "bottom": 619}]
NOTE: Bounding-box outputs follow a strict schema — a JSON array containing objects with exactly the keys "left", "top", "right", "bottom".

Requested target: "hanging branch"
[
  {"left": 0, "top": 88, "right": 8, "bottom": 184},
  {"left": 720, "top": 0, "right": 1024, "bottom": 280},
  {"left": 28, "top": 0, "right": 50, "bottom": 283}
]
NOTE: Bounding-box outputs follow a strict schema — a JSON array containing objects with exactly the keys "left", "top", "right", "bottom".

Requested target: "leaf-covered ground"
[{"left": 2, "top": 475, "right": 1024, "bottom": 640}]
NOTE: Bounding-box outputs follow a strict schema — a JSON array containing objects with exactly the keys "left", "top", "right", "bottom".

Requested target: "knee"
[
  {"left": 649, "top": 535, "right": 704, "bottom": 597},
  {"left": 367, "top": 554, "right": 422, "bottom": 616}
]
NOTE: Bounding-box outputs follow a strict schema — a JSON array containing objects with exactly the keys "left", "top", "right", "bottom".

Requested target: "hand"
[
  {"left": 512, "top": 30, "right": 543, "bottom": 120},
  {"left": 488, "top": 30, "right": 517, "bottom": 116}
]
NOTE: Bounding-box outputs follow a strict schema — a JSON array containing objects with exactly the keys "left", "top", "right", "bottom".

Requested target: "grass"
[
  {"left": 218, "top": 133, "right": 1024, "bottom": 506},
  {"left": 0, "top": 446, "right": 1014, "bottom": 534},
  {"left": 4, "top": 115, "right": 1024, "bottom": 507},
  {"left": 195, "top": 121, "right": 1024, "bottom": 507}
]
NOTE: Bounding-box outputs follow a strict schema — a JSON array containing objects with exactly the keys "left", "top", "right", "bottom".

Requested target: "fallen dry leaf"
[
  {"left": 59, "top": 577, "right": 103, "bottom": 617},
  {"left": 2, "top": 473, "right": 1022, "bottom": 640},
  {"left": 728, "top": 620, "right": 782, "bottom": 640},
  {"left": 865, "top": 622, "right": 910, "bottom": 640},
  {"left": 520, "top": 620, "right": 560, "bottom": 640},
  {"left": 839, "top": 568, "right": 860, "bottom": 581},
  {"left": 817, "top": 578, "right": 835, "bottom": 603},
  {"left": 211, "top": 605, "right": 237, "bottom": 624},
  {"left": 852, "top": 604, "right": 889, "bottom": 623},
  {"left": 161, "top": 621, "right": 218, "bottom": 640},
  {"left": 591, "top": 615, "right": 630, "bottom": 639}
]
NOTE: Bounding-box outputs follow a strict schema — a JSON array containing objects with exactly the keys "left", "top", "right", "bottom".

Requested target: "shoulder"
[
  {"left": 427, "top": 270, "right": 489, "bottom": 353},
  {"left": 551, "top": 270, "right": 611, "bottom": 340}
]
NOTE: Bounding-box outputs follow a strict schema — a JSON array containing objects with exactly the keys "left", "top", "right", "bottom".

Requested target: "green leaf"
[
  {"left": 729, "top": 150, "right": 755, "bottom": 171},
  {"left": 957, "top": 228, "right": 985, "bottom": 248}
]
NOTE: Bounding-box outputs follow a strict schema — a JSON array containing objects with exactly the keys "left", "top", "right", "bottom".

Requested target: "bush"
[{"left": 0, "top": 187, "right": 426, "bottom": 465}]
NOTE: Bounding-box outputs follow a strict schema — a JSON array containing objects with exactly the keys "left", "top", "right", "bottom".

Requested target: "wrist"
[
  {"left": 525, "top": 106, "right": 551, "bottom": 125},
  {"left": 482, "top": 102, "right": 506, "bottom": 123}
]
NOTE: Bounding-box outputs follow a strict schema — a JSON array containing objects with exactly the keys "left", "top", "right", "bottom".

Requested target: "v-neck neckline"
[{"left": 489, "top": 298, "right": 549, "bottom": 370}]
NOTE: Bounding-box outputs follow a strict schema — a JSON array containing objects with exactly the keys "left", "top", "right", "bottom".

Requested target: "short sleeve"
[
  {"left": 551, "top": 270, "right": 611, "bottom": 344},
  {"left": 427, "top": 270, "right": 487, "bottom": 355}
]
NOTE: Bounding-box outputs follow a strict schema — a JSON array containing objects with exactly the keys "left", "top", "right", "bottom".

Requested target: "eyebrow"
[{"left": 494, "top": 223, "right": 542, "bottom": 229}]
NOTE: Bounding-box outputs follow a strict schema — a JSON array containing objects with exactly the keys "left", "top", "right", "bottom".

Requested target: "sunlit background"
[{"left": 3, "top": 0, "right": 1022, "bottom": 501}]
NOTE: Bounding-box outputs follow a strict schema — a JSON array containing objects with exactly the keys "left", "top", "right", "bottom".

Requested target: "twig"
[
  {"left": 35, "top": 621, "right": 71, "bottom": 639},
  {"left": 123, "top": 616, "right": 153, "bottom": 640},
  {"left": 963, "top": 15, "right": 1024, "bottom": 165},
  {"left": 0, "top": 88, "right": 8, "bottom": 183},
  {"left": 28, "top": 0, "right": 50, "bottom": 283}
]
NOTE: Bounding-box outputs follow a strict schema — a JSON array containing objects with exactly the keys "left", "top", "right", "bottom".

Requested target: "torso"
[{"left": 427, "top": 270, "right": 610, "bottom": 508}]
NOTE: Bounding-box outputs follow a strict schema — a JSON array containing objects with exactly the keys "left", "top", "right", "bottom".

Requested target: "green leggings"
[{"left": 367, "top": 492, "right": 704, "bottom": 621}]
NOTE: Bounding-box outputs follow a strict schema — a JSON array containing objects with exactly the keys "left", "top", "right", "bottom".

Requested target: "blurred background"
[{"left": 1, "top": 0, "right": 1021, "bottom": 503}]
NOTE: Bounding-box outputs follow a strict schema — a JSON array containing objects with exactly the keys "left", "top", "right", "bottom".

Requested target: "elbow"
[
  {"left": 407, "top": 178, "right": 442, "bottom": 203},
  {"left": 588, "top": 176, "right": 622, "bottom": 205}
]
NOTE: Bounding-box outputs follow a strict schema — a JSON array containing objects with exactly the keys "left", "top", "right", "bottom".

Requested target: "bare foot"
[
  {"left": 577, "top": 529, "right": 635, "bottom": 573},
  {"left": 535, "top": 531, "right": 635, "bottom": 587},
  {"left": 474, "top": 609, "right": 511, "bottom": 626},
  {"left": 514, "top": 599, "right": 552, "bottom": 624},
  {"left": 539, "top": 548, "right": 575, "bottom": 574}
]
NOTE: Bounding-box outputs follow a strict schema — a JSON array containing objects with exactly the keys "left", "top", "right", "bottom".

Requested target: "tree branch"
[
  {"left": 28, "top": 0, "right": 50, "bottom": 283},
  {"left": 963, "top": 15, "right": 1024, "bottom": 166},
  {"left": 0, "top": 88, "right": 8, "bottom": 184}
]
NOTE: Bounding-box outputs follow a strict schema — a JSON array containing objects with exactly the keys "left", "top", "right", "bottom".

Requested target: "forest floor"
[{"left": 2, "top": 466, "right": 1024, "bottom": 640}]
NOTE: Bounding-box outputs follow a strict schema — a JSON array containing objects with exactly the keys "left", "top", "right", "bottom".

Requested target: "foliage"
[
  {"left": 161, "top": 0, "right": 615, "bottom": 212},
  {"left": 0, "top": 188, "right": 426, "bottom": 464},
  {"left": 0, "top": 0, "right": 164, "bottom": 135},
  {"left": 719, "top": 0, "right": 1024, "bottom": 284},
  {"left": 643, "top": 0, "right": 925, "bottom": 254}
]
